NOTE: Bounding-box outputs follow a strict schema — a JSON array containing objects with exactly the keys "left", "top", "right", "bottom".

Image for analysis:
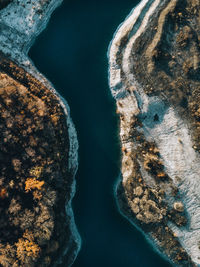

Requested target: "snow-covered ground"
[
  {"left": 0, "top": 1, "right": 81, "bottom": 265},
  {"left": 108, "top": 0, "right": 200, "bottom": 265}
]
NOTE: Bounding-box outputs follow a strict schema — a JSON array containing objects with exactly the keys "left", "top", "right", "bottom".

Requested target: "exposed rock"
[
  {"left": 174, "top": 202, "right": 184, "bottom": 213},
  {"left": 108, "top": 0, "right": 200, "bottom": 266},
  {"left": 0, "top": 1, "right": 80, "bottom": 266}
]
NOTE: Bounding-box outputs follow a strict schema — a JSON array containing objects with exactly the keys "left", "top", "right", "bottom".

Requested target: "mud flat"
[
  {"left": 0, "top": 1, "right": 80, "bottom": 266},
  {"left": 108, "top": 0, "right": 200, "bottom": 266}
]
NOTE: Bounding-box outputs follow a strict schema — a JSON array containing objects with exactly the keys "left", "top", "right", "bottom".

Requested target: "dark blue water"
[{"left": 29, "top": 1, "right": 172, "bottom": 266}]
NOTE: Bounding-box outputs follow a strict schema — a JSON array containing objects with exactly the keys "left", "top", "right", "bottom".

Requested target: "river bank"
[
  {"left": 0, "top": 1, "right": 81, "bottom": 265},
  {"left": 29, "top": 0, "right": 172, "bottom": 266}
]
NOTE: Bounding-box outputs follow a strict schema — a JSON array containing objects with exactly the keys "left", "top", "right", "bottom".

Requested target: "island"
[
  {"left": 108, "top": 0, "right": 200, "bottom": 266},
  {"left": 0, "top": 1, "right": 80, "bottom": 266}
]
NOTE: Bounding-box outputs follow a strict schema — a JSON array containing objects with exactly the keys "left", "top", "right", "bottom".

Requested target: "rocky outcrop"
[
  {"left": 108, "top": 0, "right": 200, "bottom": 266},
  {"left": 0, "top": 1, "right": 80, "bottom": 266}
]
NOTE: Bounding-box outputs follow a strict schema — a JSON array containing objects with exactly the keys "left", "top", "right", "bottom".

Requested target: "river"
[{"left": 29, "top": 0, "right": 171, "bottom": 266}]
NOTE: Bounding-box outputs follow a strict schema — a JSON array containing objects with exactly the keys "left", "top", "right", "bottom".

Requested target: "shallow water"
[{"left": 29, "top": 1, "right": 172, "bottom": 266}]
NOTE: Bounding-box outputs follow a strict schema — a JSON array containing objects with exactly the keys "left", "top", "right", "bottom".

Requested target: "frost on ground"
[
  {"left": 109, "top": 0, "right": 200, "bottom": 266},
  {"left": 0, "top": 1, "right": 80, "bottom": 266}
]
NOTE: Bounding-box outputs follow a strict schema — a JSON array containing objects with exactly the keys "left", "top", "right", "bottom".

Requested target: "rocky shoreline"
[
  {"left": 109, "top": 0, "right": 200, "bottom": 266},
  {"left": 0, "top": 1, "right": 80, "bottom": 266}
]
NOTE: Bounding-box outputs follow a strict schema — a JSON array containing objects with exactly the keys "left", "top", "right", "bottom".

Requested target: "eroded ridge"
[
  {"left": 109, "top": 0, "right": 200, "bottom": 266},
  {"left": 0, "top": 1, "right": 80, "bottom": 266}
]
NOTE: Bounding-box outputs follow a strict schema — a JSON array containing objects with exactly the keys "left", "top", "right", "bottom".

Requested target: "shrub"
[
  {"left": 15, "top": 231, "right": 40, "bottom": 262},
  {"left": 25, "top": 178, "right": 44, "bottom": 192}
]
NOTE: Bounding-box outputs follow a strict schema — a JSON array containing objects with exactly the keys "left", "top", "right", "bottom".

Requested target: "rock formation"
[
  {"left": 108, "top": 0, "right": 200, "bottom": 266},
  {"left": 0, "top": 1, "right": 80, "bottom": 266}
]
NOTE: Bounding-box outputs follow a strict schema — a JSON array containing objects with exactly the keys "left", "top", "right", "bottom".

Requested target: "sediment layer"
[{"left": 109, "top": 0, "right": 200, "bottom": 266}]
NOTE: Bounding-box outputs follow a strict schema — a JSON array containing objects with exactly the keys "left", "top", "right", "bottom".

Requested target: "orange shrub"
[
  {"left": 0, "top": 188, "right": 7, "bottom": 198},
  {"left": 16, "top": 238, "right": 40, "bottom": 261},
  {"left": 25, "top": 178, "right": 44, "bottom": 192}
]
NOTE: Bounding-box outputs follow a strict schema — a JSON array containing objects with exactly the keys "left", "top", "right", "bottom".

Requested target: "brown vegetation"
[
  {"left": 0, "top": 54, "right": 72, "bottom": 266},
  {"left": 25, "top": 178, "right": 44, "bottom": 192},
  {"left": 16, "top": 231, "right": 40, "bottom": 262},
  {"left": 114, "top": 0, "right": 198, "bottom": 264}
]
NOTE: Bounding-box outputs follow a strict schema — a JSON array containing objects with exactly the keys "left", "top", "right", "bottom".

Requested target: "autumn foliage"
[
  {"left": 25, "top": 178, "right": 44, "bottom": 192},
  {"left": 15, "top": 231, "right": 40, "bottom": 261},
  {"left": 25, "top": 166, "right": 44, "bottom": 192},
  {"left": 0, "top": 67, "right": 70, "bottom": 266},
  {"left": 0, "top": 187, "right": 7, "bottom": 199}
]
